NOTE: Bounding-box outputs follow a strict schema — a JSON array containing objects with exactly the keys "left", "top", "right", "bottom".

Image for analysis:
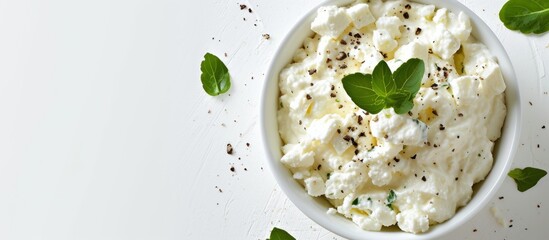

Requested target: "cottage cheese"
[{"left": 277, "top": 0, "right": 506, "bottom": 234}]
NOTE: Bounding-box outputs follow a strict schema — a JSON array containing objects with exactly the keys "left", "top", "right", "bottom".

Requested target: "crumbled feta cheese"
[
  {"left": 372, "top": 16, "right": 402, "bottom": 53},
  {"left": 462, "top": 43, "right": 506, "bottom": 96},
  {"left": 357, "top": 46, "right": 385, "bottom": 73},
  {"left": 486, "top": 94, "right": 506, "bottom": 141},
  {"left": 434, "top": 9, "right": 471, "bottom": 42},
  {"left": 311, "top": 6, "right": 351, "bottom": 39},
  {"left": 397, "top": 210, "right": 430, "bottom": 233},
  {"left": 490, "top": 205, "right": 506, "bottom": 226},
  {"left": 327, "top": 208, "right": 338, "bottom": 215},
  {"left": 449, "top": 76, "right": 480, "bottom": 106},
  {"left": 394, "top": 41, "right": 429, "bottom": 63},
  {"left": 325, "top": 161, "right": 368, "bottom": 199},
  {"left": 451, "top": 12, "right": 472, "bottom": 42},
  {"left": 433, "top": 8, "right": 449, "bottom": 25},
  {"left": 304, "top": 174, "right": 326, "bottom": 197},
  {"left": 331, "top": 135, "right": 352, "bottom": 155},
  {"left": 346, "top": 3, "right": 375, "bottom": 29},
  {"left": 370, "top": 109, "right": 428, "bottom": 146},
  {"left": 416, "top": 4, "right": 436, "bottom": 19},
  {"left": 292, "top": 170, "right": 311, "bottom": 180},
  {"left": 280, "top": 143, "right": 315, "bottom": 168},
  {"left": 479, "top": 64, "right": 506, "bottom": 95},
  {"left": 308, "top": 114, "right": 343, "bottom": 144},
  {"left": 373, "top": 29, "right": 398, "bottom": 53},
  {"left": 431, "top": 27, "right": 460, "bottom": 60},
  {"left": 278, "top": 0, "right": 506, "bottom": 234},
  {"left": 376, "top": 16, "right": 402, "bottom": 38}
]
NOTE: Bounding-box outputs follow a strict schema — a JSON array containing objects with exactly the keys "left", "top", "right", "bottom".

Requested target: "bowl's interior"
[{"left": 261, "top": 0, "right": 521, "bottom": 239}]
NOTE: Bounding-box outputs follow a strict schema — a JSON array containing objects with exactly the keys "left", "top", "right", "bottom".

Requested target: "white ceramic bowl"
[{"left": 260, "top": 0, "right": 521, "bottom": 239}]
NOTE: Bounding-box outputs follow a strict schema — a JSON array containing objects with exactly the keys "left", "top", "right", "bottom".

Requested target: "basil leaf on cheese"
[
  {"left": 342, "top": 73, "right": 386, "bottom": 114},
  {"left": 393, "top": 58, "right": 424, "bottom": 101},
  {"left": 371, "top": 60, "right": 396, "bottom": 97},
  {"left": 342, "top": 59, "right": 424, "bottom": 114}
]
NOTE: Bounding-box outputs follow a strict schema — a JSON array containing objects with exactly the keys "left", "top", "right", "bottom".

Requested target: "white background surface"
[{"left": 0, "top": 0, "right": 547, "bottom": 239}]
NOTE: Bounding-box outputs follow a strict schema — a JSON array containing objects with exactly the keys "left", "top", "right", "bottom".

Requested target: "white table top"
[{"left": 0, "top": 0, "right": 547, "bottom": 239}]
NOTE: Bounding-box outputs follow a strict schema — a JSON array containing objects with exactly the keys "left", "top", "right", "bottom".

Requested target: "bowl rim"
[{"left": 260, "top": 0, "right": 521, "bottom": 239}]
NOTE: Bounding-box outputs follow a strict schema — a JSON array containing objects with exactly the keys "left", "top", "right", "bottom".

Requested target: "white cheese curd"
[
  {"left": 311, "top": 6, "right": 352, "bottom": 39},
  {"left": 277, "top": 0, "right": 506, "bottom": 234},
  {"left": 346, "top": 3, "right": 376, "bottom": 29}
]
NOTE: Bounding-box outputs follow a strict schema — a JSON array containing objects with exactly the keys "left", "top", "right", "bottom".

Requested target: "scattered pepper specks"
[
  {"left": 226, "top": 143, "right": 233, "bottom": 155},
  {"left": 336, "top": 52, "right": 347, "bottom": 60}
]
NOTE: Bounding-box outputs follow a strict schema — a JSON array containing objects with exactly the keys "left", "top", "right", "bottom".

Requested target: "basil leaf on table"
[
  {"left": 499, "top": 0, "right": 549, "bottom": 34},
  {"left": 342, "top": 58, "right": 424, "bottom": 114},
  {"left": 269, "top": 227, "right": 296, "bottom": 240},
  {"left": 508, "top": 167, "right": 547, "bottom": 192},
  {"left": 200, "top": 52, "right": 231, "bottom": 96}
]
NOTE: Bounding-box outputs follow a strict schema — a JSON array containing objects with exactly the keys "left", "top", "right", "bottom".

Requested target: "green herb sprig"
[
  {"left": 342, "top": 59, "right": 424, "bottom": 115},
  {"left": 508, "top": 167, "right": 547, "bottom": 192},
  {"left": 499, "top": 0, "right": 549, "bottom": 34},
  {"left": 269, "top": 227, "right": 296, "bottom": 240},
  {"left": 200, "top": 53, "right": 231, "bottom": 96},
  {"left": 386, "top": 190, "right": 397, "bottom": 210}
]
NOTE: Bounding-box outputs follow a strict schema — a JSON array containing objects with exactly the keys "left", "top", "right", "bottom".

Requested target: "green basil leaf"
[
  {"left": 393, "top": 58, "right": 424, "bottom": 101},
  {"left": 499, "top": 0, "right": 549, "bottom": 34},
  {"left": 371, "top": 60, "right": 395, "bottom": 97},
  {"left": 508, "top": 167, "right": 547, "bottom": 192},
  {"left": 342, "top": 73, "right": 385, "bottom": 114},
  {"left": 342, "top": 59, "right": 424, "bottom": 115},
  {"left": 393, "top": 99, "right": 414, "bottom": 115},
  {"left": 270, "top": 227, "right": 296, "bottom": 240},
  {"left": 386, "top": 91, "right": 410, "bottom": 107},
  {"left": 200, "top": 52, "right": 231, "bottom": 96}
]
